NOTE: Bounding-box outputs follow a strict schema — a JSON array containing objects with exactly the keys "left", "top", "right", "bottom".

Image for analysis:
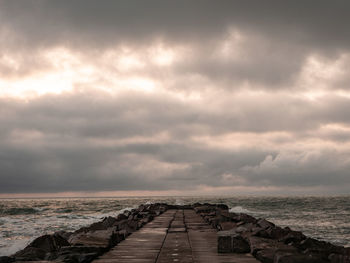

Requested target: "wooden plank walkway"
[{"left": 93, "top": 209, "right": 260, "bottom": 263}]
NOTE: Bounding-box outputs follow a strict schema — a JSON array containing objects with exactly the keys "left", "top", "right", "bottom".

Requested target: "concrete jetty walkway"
[{"left": 93, "top": 209, "right": 259, "bottom": 263}]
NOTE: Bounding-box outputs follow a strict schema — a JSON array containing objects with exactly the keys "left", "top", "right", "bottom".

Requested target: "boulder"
[
  {"left": 53, "top": 246, "right": 104, "bottom": 263},
  {"left": 13, "top": 247, "right": 47, "bottom": 261},
  {"left": 76, "top": 222, "right": 106, "bottom": 233},
  {"left": 264, "top": 226, "right": 289, "bottom": 240},
  {"left": 248, "top": 236, "right": 294, "bottom": 256},
  {"left": 0, "top": 257, "right": 15, "bottom": 263},
  {"left": 217, "top": 230, "right": 250, "bottom": 253},
  {"left": 28, "top": 234, "right": 70, "bottom": 253},
  {"left": 237, "top": 213, "right": 257, "bottom": 224},
  {"left": 228, "top": 212, "right": 239, "bottom": 221},
  {"left": 254, "top": 247, "right": 299, "bottom": 263},
  {"left": 123, "top": 210, "right": 131, "bottom": 217},
  {"left": 297, "top": 237, "right": 344, "bottom": 257},
  {"left": 208, "top": 216, "right": 222, "bottom": 229},
  {"left": 219, "top": 221, "right": 237, "bottom": 230},
  {"left": 329, "top": 253, "right": 350, "bottom": 263},
  {"left": 253, "top": 228, "right": 271, "bottom": 239},
  {"left": 257, "top": 218, "right": 275, "bottom": 229},
  {"left": 54, "top": 230, "right": 73, "bottom": 241},
  {"left": 279, "top": 229, "right": 306, "bottom": 244},
  {"left": 13, "top": 233, "right": 70, "bottom": 260},
  {"left": 101, "top": 216, "right": 118, "bottom": 228},
  {"left": 126, "top": 219, "right": 139, "bottom": 231},
  {"left": 231, "top": 234, "right": 250, "bottom": 253},
  {"left": 255, "top": 248, "right": 276, "bottom": 263},
  {"left": 237, "top": 222, "right": 256, "bottom": 233},
  {"left": 216, "top": 204, "right": 229, "bottom": 211},
  {"left": 194, "top": 205, "right": 215, "bottom": 214},
  {"left": 274, "top": 251, "right": 329, "bottom": 263},
  {"left": 117, "top": 213, "right": 128, "bottom": 221},
  {"left": 68, "top": 227, "right": 121, "bottom": 248}
]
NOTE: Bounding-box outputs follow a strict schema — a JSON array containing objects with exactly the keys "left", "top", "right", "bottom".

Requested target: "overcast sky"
[{"left": 1, "top": 0, "right": 350, "bottom": 196}]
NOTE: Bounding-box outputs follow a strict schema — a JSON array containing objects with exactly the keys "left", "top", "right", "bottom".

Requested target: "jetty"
[
  {"left": 93, "top": 208, "right": 257, "bottom": 263},
  {"left": 3, "top": 203, "right": 349, "bottom": 263}
]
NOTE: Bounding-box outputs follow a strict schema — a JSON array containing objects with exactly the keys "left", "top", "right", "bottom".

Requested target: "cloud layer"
[{"left": 0, "top": 0, "right": 350, "bottom": 195}]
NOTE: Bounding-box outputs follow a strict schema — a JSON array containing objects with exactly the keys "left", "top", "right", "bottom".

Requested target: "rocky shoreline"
[
  {"left": 195, "top": 203, "right": 350, "bottom": 263},
  {"left": 0, "top": 203, "right": 349, "bottom": 263}
]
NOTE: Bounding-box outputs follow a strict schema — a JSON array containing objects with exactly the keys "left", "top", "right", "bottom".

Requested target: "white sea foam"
[
  {"left": 229, "top": 206, "right": 252, "bottom": 213},
  {"left": 0, "top": 238, "right": 31, "bottom": 256},
  {"left": 175, "top": 199, "right": 184, "bottom": 205}
]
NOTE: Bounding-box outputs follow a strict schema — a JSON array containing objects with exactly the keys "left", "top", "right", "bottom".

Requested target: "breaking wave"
[
  {"left": 229, "top": 206, "right": 252, "bottom": 213},
  {"left": 1, "top": 207, "right": 44, "bottom": 215}
]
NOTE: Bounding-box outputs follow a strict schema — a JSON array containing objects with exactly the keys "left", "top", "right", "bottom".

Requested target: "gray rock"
[
  {"left": 248, "top": 236, "right": 293, "bottom": 256},
  {"left": 217, "top": 231, "right": 250, "bottom": 253},
  {"left": 0, "top": 257, "right": 14, "bottom": 263},
  {"left": 13, "top": 234, "right": 70, "bottom": 261},
  {"left": 101, "top": 216, "right": 118, "bottom": 228},
  {"left": 329, "top": 253, "right": 350, "bottom": 263},
  {"left": 30, "top": 234, "right": 70, "bottom": 253},
  {"left": 279, "top": 229, "right": 306, "bottom": 244},
  {"left": 13, "top": 247, "right": 47, "bottom": 261},
  {"left": 53, "top": 246, "right": 104, "bottom": 263},
  {"left": 274, "top": 251, "right": 329, "bottom": 263},
  {"left": 254, "top": 247, "right": 298, "bottom": 263},
  {"left": 55, "top": 231, "right": 73, "bottom": 241},
  {"left": 68, "top": 227, "right": 121, "bottom": 248},
  {"left": 219, "top": 221, "right": 237, "bottom": 230},
  {"left": 257, "top": 218, "right": 275, "bottom": 229}
]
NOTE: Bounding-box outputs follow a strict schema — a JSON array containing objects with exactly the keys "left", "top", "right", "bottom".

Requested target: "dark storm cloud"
[
  {"left": 1, "top": 91, "right": 350, "bottom": 193},
  {"left": 169, "top": 36, "right": 307, "bottom": 88},
  {"left": 1, "top": 0, "right": 350, "bottom": 90},
  {"left": 1, "top": 1, "right": 350, "bottom": 195},
  {"left": 1, "top": 91, "right": 350, "bottom": 140},
  {"left": 1, "top": 0, "right": 350, "bottom": 51}
]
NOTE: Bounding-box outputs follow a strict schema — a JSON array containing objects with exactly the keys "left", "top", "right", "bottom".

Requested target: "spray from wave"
[{"left": 229, "top": 206, "right": 252, "bottom": 213}]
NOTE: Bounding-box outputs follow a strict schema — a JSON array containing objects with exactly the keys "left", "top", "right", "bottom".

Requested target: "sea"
[{"left": 0, "top": 196, "right": 349, "bottom": 256}]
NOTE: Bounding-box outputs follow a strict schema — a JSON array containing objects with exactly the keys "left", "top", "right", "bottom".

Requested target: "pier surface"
[{"left": 93, "top": 209, "right": 259, "bottom": 263}]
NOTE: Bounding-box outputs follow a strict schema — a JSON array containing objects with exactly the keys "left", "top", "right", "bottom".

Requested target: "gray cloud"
[
  {"left": 1, "top": 0, "right": 350, "bottom": 51},
  {"left": 1, "top": 91, "right": 350, "bottom": 193},
  {"left": 1, "top": 0, "right": 350, "bottom": 91},
  {"left": 240, "top": 149, "right": 350, "bottom": 187},
  {"left": 1, "top": 1, "right": 350, "bottom": 195}
]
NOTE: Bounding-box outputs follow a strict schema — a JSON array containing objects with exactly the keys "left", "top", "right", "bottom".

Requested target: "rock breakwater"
[
  {"left": 1, "top": 203, "right": 167, "bottom": 263},
  {"left": 1, "top": 203, "right": 349, "bottom": 263},
  {"left": 194, "top": 203, "right": 350, "bottom": 263}
]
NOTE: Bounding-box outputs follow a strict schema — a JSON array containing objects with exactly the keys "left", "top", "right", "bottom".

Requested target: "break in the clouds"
[{"left": 0, "top": 0, "right": 350, "bottom": 196}]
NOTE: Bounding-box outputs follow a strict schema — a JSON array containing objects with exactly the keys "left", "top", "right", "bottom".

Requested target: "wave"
[
  {"left": 175, "top": 199, "right": 184, "bottom": 206},
  {"left": 0, "top": 237, "right": 31, "bottom": 256},
  {"left": 229, "top": 206, "right": 252, "bottom": 214},
  {"left": 100, "top": 206, "right": 136, "bottom": 218},
  {"left": 55, "top": 209, "right": 73, "bottom": 213},
  {"left": 1, "top": 207, "right": 44, "bottom": 215}
]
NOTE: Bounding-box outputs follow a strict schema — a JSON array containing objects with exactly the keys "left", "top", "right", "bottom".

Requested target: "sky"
[{"left": 0, "top": 0, "right": 350, "bottom": 197}]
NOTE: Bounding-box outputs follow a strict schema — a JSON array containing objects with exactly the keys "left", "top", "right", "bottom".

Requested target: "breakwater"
[{"left": 1, "top": 203, "right": 349, "bottom": 263}]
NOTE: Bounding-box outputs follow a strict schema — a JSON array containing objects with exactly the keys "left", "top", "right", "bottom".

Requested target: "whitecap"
[
  {"left": 175, "top": 199, "right": 184, "bottom": 206},
  {"left": 0, "top": 238, "right": 31, "bottom": 256},
  {"left": 229, "top": 206, "right": 252, "bottom": 214}
]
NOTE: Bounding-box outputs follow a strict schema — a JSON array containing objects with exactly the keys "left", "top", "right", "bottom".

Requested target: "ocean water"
[{"left": 0, "top": 196, "right": 349, "bottom": 256}]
